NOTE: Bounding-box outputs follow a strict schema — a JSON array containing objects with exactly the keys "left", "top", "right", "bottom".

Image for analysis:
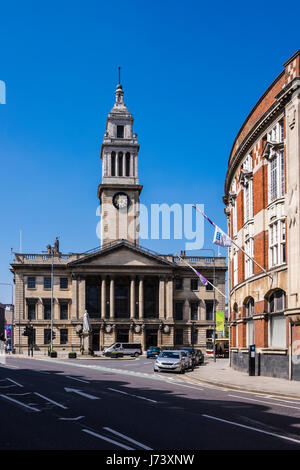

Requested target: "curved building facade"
[{"left": 224, "top": 50, "right": 300, "bottom": 380}]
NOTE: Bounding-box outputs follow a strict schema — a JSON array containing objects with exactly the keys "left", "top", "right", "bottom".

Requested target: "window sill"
[{"left": 260, "top": 347, "right": 287, "bottom": 355}]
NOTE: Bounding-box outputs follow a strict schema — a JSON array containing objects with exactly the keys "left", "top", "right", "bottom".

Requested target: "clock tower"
[{"left": 97, "top": 79, "right": 143, "bottom": 246}]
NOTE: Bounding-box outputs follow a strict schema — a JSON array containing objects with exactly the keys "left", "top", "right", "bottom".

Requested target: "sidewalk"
[{"left": 187, "top": 359, "right": 300, "bottom": 399}]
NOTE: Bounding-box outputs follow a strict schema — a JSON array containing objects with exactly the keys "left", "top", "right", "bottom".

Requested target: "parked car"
[
  {"left": 180, "top": 350, "right": 194, "bottom": 370},
  {"left": 195, "top": 349, "right": 204, "bottom": 365},
  {"left": 181, "top": 348, "right": 197, "bottom": 367},
  {"left": 154, "top": 350, "right": 185, "bottom": 374},
  {"left": 146, "top": 346, "right": 162, "bottom": 358},
  {"left": 103, "top": 342, "right": 142, "bottom": 357}
]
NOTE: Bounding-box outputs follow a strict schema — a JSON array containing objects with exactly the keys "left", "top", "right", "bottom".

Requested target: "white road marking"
[
  {"left": 66, "top": 376, "right": 90, "bottom": 383},
  {"left": 104, "top": 427, "right": 152, "bottom": 450},
  {"left": 256, "top": 395, "right": 300, "bottom": 405},
  {"left": 34, "top": 392, "right": 68, "bottom": 409},
  {"left": 228, "top": 394, "right": 300, "bottom": 411},
  {"left": 202, "top": 414, "right": 300, "bottom": 445},
  {"left": 0, "top": 394, "right": 40, "bottom": 412},
  {"left": 64, "top": 387, "right": 99, "bottom": 400},
  {"left": 7, "top": 392, "right": 31, "bottom": 396},
  {"left": 6, "top": 378, "right": 23, "bottom": 388},
  {"left": 82, "top": 429, "right": 134, "bottom": 450},
  {"left": 59, "top": 416, "right": 84, "bottom": 421},
  {"left": 108, "top": 388, "right": 157, "bottom": 403}
]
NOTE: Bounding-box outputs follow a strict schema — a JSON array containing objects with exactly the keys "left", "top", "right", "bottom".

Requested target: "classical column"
[
  {"left": 78, "top": 277, "right": 86, "bottom": 319},
  {"left": 130, "top": 154, "right": 134, "bottom": 177},
  {"left": 71, "top": 276, "right": 78, "bottom": 319},
  {"left": 130, "top": 276, "right": 135, "bottom": 319},
  {"left": 101, "top": 277, "right": 106, "bottom": 319},
  {"left": 99, "top": 323, "right": 105, "bottom": 350},
  {"left": 110, "top": 277, "right": 115, "bottom": 319},
  {"left": 159, "top": 276, "right": 165, "bottom": 320},
  {"left": 123, "top": 154, "right": 126, "bottom": 177},
  {"left": 138, "top": 277, "right": 144, "bottom": 320},
  {"left": 166, "top": 277, "right": 173, "bottom": 320}
]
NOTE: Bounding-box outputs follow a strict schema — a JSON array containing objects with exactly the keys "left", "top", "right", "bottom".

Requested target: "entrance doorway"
[
  {"left": 146, "top": 329, "right": 158, "bottom": 348},
  {"left": 116, "top": 329, "right": 129, "bottom": 343},
  {"left": 92, "top": 330, "right": 100, "bottom": 351}
]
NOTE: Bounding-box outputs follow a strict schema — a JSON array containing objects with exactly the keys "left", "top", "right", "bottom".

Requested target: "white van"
[{"left": 103, "top": 342, "right": 142, "bottom": 357}]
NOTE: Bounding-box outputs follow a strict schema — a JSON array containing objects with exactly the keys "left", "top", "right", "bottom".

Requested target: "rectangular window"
[
  {"left": 233, "top": 251, "right": 238, "bottom": 287},
  {"left": 206, "top": 329, "right": 213, "bottom": 339},
  {"left": 205, "top": 300, "right": 214, "bottom": 321},
  {"left": 175, "top": 278, "right": 183, "bottom": 290},
  {"left": 190, "top": 302, "right": 198, "bottom": 321},
  {"left": 245, "top": 237, "right": 254, "bottom": 278},
  {"left": 117, "top": 125, "right": 124, "bottom": 138},
  {"left": 44, "top": 277, "right": 52, "bottom": 289},
  {"left": 269, "top": 150, "right": 285, "bottom": 203},
  {"left": 269, "top": 315, "right": 286, "bottom": 348},
  {"left": 206, "top": 279, "right": 213, "bottom": 291},
  {"left": 175, "top": 302, "right": 183, "bottom": 320},
  {"left": 60, "top": 302, "right": 69, "bottom": 320},
  {"left": 246, "top": 320, "right": 254, "bottom": 346},
  {"left": 244, "top": 179, "right": 253, "bottom": 223},
  {"left": 174, "top": 329, "right": 183, "bottom": 345},
  {"left": 60, "top": 329, "right": 68, "bottom": 345},
  {"left": 44, "top": 329, "right": 51, "bottom": 345},
  {"left": 60, "top": 277, "right": 68, "bottom": 289},
  {"left": 191, "top": 328, "right": 198, "bottom": 345},
  {"left": 27, "top": 301, "right": 36, "bottom": 320},
  {"left": 269, "top": 219, "right": 286, "bottom": 268},
  {"left": 28, "top": 277, "right": 36, "bottom": 289},
  {"left": 43, "top": 300, "right": 51, "bottom": 320},
  {"left": 190, "top": 279, "right": 198, "bottom": 291}
]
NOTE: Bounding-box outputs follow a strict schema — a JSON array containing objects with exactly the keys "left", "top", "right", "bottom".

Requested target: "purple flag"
[{"left": 195, "top": 271, "right": 208, "bottom": 286}]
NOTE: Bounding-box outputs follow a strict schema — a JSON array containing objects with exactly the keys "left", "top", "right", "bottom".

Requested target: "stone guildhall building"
[
  {"left": 224, "top": 50, "right": 300, "bottom": 380},
  {"left": 11, "top": 81, "right": 226, "bottom": 354}
]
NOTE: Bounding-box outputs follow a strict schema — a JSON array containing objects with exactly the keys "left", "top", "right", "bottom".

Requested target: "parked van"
[{"left": 103, "top": 342, "right": 142, "bottom": 357}]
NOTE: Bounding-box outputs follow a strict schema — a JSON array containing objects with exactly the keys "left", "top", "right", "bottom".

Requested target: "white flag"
[{"left": 213, "top": 226, "right": 232, "bottom": 247}]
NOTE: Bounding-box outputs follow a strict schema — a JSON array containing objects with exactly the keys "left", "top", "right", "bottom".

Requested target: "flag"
[
  {"left": 216, "top": 311, "right": 225, "bottom": 332},
  {"left": 213, "top": 226, "right": 232, "bottom": 247},
  {"left": 195, "top": 270, "right": 208, "bottom": 286}
]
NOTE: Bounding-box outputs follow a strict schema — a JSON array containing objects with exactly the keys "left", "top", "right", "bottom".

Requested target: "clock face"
[{"left": 113, "top": 192, "right": 130, "bottom": 210}]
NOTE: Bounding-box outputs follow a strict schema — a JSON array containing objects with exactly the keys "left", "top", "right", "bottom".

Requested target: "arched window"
[
  {"left": 267, "top": 289, "right": 286, "bottom": 348},
  {"left": 111, "top": 152, "right": 115, "bottom": 176},
  {"left": 232, "top": 303, "right": 238, "bottom": 321},
  {"left": 245, "top": 297, "right": 254, "bottom": 317},
  {"left": 126, "top": 152, "right": 130, "bottom": 176},
  {"left": 118, "top": 152, "right": 123, "bottom": 176},
  {"left": 268, "top": 289, "right": 285, "bottom": 313}
]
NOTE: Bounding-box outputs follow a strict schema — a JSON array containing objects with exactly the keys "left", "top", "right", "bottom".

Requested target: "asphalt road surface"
[{"left": 0, "top": 355, "right": 300, "bottom": 450}]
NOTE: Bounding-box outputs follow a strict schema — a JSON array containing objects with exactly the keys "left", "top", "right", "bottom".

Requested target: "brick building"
[
  {"left": 11, "top": 81, "right": 226, "bottom": 354},
  {"left": 224, "top": 50, "right": 300, "bottom": 380}
]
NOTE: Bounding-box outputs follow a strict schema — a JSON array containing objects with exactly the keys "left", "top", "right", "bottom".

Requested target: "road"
[{"left": 0, "top": 355, "right": 300, "bottom": 450}]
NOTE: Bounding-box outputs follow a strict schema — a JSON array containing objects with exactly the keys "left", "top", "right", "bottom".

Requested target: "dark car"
[
  {"left": 195, "top": 349, "right": 204, "bottom": 365},
  {"left": 147, "top": 346, "right": 162, "bottom": 358},
  {"left": 181, "top": 348, "right": 197, "bottom": 368}
]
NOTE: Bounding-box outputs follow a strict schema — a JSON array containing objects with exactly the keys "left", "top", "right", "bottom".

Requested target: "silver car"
[
  {"left": 154, "top": 350, "right": 185, "bottom": 374},
  {"left": 180, "top": 350, "right": 193, "bottom": 370}
]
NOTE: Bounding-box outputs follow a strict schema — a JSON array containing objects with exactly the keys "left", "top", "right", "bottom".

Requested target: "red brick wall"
[
  {"left": 238, "top": 323, "right": 246, "bottom": 347},
  {"left": 253, "top": 165, "right": 267, "bottom": 216},
  {"left": 254, "top": 318, "right": 268, "bottom": 347},
  {"left": 254, "top": 230, "right": 268, "bottom": 274},
  {"left": 237, "top": 190, "right": 244, "bottom": 232},
  {"left": 229, "top": 73, "right": 285, "bottom": 164},
  {"left": 238, "top": 250, "right": 244, "bottom": 284}
]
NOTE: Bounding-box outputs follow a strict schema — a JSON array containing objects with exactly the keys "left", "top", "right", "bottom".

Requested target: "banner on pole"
[{"left": 216, "top": 311, "right": 225, "bottom": 332}]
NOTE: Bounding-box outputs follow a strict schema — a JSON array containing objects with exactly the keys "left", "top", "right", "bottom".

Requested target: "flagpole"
[
  {"left": 193, "top": 205, "right": 273, "bottom": 281},
  {"left": 178, "top": 256, "right": 226, "bottom": 299}
]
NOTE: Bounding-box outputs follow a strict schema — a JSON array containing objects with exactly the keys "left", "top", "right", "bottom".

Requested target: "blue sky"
[{"left": 0, "top": 0, "right": 299, "bottom": 302}]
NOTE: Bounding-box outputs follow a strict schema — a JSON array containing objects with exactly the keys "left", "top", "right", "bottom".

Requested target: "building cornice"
[{"left": 224, "top": 78, "right": 300, "bottom": 200}]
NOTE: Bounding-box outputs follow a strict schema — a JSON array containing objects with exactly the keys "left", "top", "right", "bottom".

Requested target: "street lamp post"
[{"left": 189, "top": 248, "right": 216, "bottom": 363}]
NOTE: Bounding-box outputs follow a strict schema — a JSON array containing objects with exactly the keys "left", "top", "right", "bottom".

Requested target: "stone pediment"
[{"left": 68, "top": 241, "right": 174, "bottom": 267}]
